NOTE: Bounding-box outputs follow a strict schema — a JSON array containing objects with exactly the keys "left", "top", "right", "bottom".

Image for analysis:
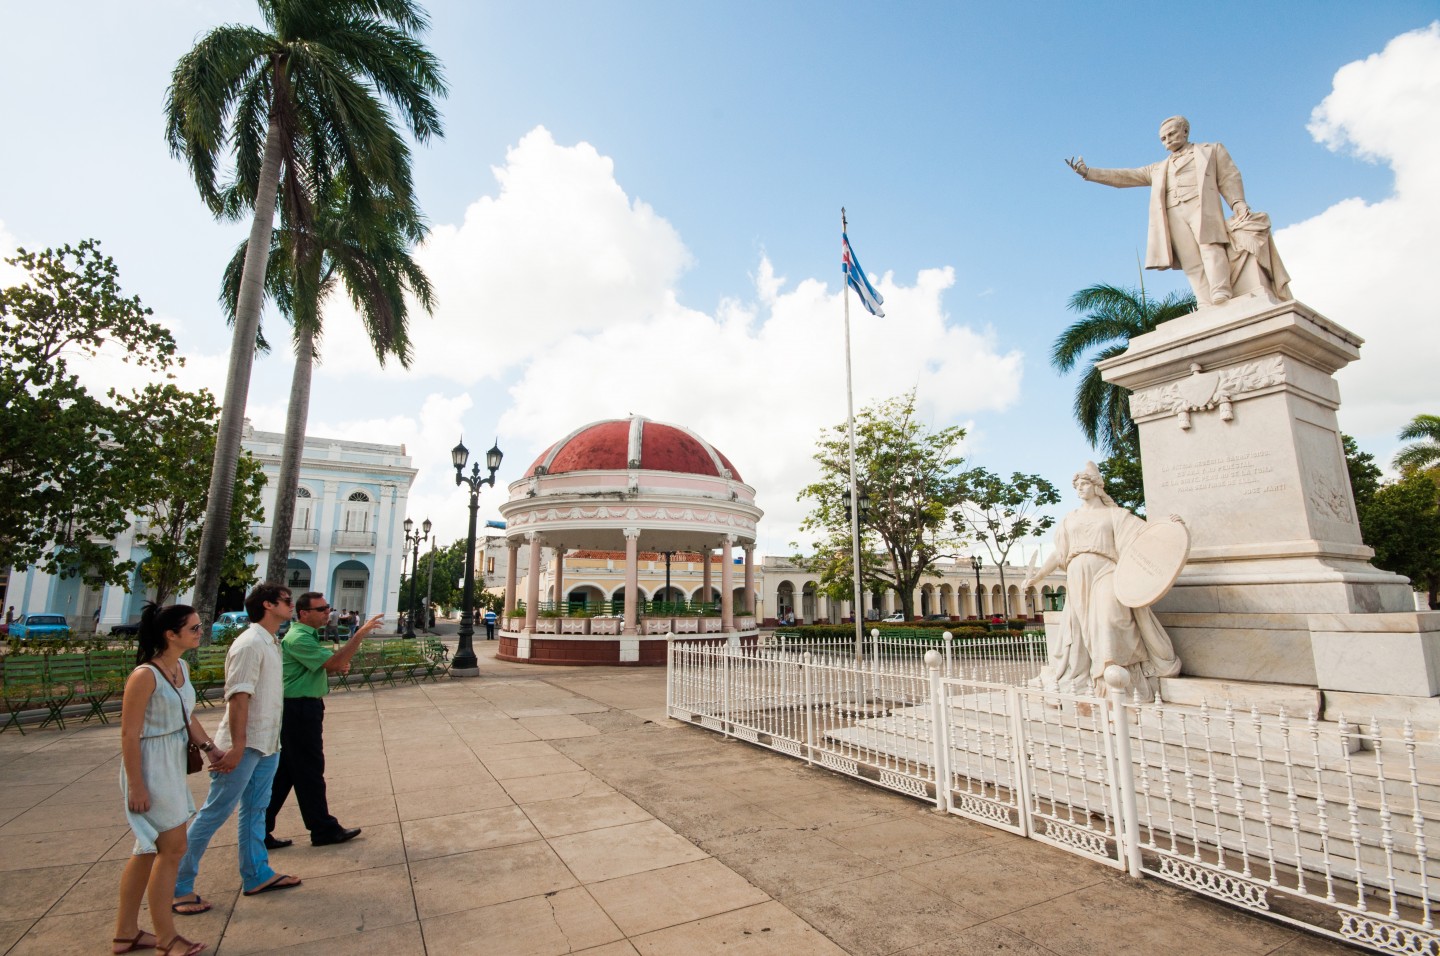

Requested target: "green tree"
[
  {"left": 0, "top": 241, "right": 179, "bottom": 585},
  {"left": 1099, "top": 437, "right": 1147, "bottom": 514},
  {"left": 1050, "top": 283, "right": 1196, "bottom": 454},
  {"left": 1361, "top": 472, "right": 1440, "bottom": 610},
  {"left": 166, "top": 0, "right": 446, "bottom": 627},
  {"left": 222, "top": 177, "right": 433, "bottom": 584},
  {"left": 951, "top": 469, "right": 1061, "bottom": 617},
  {"left": 1394, "top": 414, "right": 1440, "bottom": 475},
  {"left": 111, "top": 385, "right": 267, "bottom": 607},
  {"left": 797, "top": 392, "right": 967, "bottom": 620},
  {"left": 399, "top": 538, "right": 468, "bottom": 615},
  {"left": 1343, "top": 434, "right": 1382, "bottom": 522}
]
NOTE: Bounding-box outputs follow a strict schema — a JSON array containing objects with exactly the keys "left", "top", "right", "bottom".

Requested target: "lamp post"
[
  {"left": 844, "top": 487, "right": 871, "bottom": 629},
  {"left": 970, "top": 554, "right": 984, "bottom": 619},
  {"left": 403, "top": 517, "right": 431, "bottom": 638},
  {"left": 452, "top": 437, "right": 503, "bottom": 676}
]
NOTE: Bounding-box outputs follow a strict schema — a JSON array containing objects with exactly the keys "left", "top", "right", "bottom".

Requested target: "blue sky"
[{"left": 2, "top": 2, "right": 1436, "bottom": 556}]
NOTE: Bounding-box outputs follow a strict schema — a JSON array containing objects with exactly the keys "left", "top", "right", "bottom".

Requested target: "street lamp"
[
  {"left": 403, "top": 516, "right": 431, "bottom": 638},
  {"left": 970, "top": 554, "right": 984, "bottom": 619},
  {"left": 452, "top": 437, "right": 503, "bottom": 676}
]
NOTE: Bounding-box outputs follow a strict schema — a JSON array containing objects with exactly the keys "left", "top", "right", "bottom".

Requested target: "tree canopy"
[
  {"left": 952, "top": 469, "right": 1060, "bottom": 617},
  {"left": 1051, "top": 283, "right": 1196, "bottom": 455},
  {"left": 796, "top": 392, "right": 967, "bottom": 620},
  {"left": 1, "top": 241, "right": 176, "bottom": 585}
]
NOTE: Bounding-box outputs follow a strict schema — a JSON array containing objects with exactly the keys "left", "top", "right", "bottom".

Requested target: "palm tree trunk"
[
  {"left": 264, "top": 324, "right": 314, "bottom": 584},
  {"left": 191, "top": 106, "right": 285, "bottom": 633}
]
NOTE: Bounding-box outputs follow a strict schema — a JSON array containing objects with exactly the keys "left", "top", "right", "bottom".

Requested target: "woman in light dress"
[
  {"left": 1023, "top": 462, "right": 1182, "bottom": 699},
  {"left": 112, "top": 603, "right": 223, "bottom": 956}
]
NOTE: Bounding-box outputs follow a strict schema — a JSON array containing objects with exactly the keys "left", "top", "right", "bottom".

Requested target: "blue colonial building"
[{"left": 5, "top": 421, "right": 417, "bottom": 631}]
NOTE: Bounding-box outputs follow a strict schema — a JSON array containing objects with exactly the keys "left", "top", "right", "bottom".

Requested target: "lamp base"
[{"left": 449, "top": 666, "right": 480, "bottom": 678}]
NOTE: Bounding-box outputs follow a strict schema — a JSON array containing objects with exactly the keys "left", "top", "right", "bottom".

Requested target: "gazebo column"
[
  {"left": 743, "top": 546, "right": 755, "bottom": 616},
  {"left": 701, "top": 549, "right": 712, "bottom": 606},
  {"left": 622, "top": 528, "right": 640, "bottom": 637},
  {"left": 553, "top": 545, "right": 566, "bottom": 611},
  {"left": 720, "top": 535, "right": 734, "bottom": 634},
  {"left": 505, "top": 539, "right": 520, "bottom": 616},
  {"left": 524, "top": 535, "right": 541, "bottom": 632}
]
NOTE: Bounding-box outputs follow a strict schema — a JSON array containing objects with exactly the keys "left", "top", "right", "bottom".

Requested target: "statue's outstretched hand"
[{"left": 1065, "top": 156, "right": 1088, "bottom": 178}]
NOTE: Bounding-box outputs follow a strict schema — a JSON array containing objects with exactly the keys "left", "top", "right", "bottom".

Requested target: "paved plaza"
[{"left": 0, "top": 640, "right": 1362, "bottom": 955}]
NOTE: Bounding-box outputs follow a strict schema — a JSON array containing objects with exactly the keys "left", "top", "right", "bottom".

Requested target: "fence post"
[
  {"left": 666, "top": 636, "right": 674, "bottom": 717},
  {"left": 802, "top": 651, "right": 816, "bottom": 765},
  {"left": 926, "top": 650, "right": 950, "bottom": 812},
  {"left": 721, "top": 643, "right": 731, "bottom": 737},
  {"left": 1104, "top": 665, "right": 1143, "bottom": 878},
  {"left": 942, "top": 631, "right": 953, "bottom": 679}
]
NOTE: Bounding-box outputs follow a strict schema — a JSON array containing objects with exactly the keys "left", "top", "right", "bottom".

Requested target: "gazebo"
[{"left": 496, "top": 415, "right": 763, "bottom": 664}]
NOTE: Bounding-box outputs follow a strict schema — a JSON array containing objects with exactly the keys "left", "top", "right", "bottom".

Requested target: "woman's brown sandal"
[
  {"left": 111, "top": 930, "right": 157, "bottom": 953},
  {"left": 158, "top": 934, "right": 206, "bottom": 956}
]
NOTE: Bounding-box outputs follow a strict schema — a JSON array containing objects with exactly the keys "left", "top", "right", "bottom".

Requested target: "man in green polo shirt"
[{"left": 264, "top": 592, "right": 383, "bottom": 848}]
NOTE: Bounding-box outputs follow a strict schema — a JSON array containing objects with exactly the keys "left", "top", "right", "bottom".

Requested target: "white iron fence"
[{"left": 667, "top": 640, "right": 1440, "bottom": 955}]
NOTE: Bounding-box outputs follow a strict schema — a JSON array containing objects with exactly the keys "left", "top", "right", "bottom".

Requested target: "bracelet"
[{"left": 200, "top": 740, "right": 214, "bottom": 753}]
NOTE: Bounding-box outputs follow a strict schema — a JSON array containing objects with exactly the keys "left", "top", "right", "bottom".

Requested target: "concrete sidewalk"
[{"left": 0, "top": 643, "right": 1359, "bottom": 954}]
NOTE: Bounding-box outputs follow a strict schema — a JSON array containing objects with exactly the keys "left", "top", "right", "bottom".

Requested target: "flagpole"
[{"left": 842, "top": 207, "right": 865, "bottom": 667}]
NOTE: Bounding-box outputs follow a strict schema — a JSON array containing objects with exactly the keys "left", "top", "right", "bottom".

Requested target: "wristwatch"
[{"left": 199, "top": 741, "right": 214, "bottom": 753}]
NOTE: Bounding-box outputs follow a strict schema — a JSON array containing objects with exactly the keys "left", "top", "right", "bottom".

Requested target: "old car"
[{"left": 9, "top": 613, "right": 72, "bottom": 640}]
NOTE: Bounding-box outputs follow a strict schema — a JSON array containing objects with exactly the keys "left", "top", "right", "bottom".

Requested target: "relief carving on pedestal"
[
  {"left": 1130, "top": 356, "right": 1285, "bottom": 430},
  {"left": 1308, "top": 470, "right": 1354, "bottom": 524}
]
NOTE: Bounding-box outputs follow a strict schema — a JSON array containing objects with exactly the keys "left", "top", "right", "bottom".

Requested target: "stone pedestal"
[{"left": 1098, "top": 291, "right": 1439, "bottom": 698}]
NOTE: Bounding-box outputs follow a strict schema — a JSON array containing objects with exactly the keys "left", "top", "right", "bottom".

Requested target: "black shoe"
[
  {"left": 264, "top": 835, "right": 293, "bottom": 850},
  {"left": 312, "top": 827, "right": 361, "bottom": 847}
]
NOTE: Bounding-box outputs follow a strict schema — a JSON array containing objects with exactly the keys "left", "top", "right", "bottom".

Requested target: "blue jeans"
[{"left": 175, "top": 748, "right": 279, "bottom": 896}]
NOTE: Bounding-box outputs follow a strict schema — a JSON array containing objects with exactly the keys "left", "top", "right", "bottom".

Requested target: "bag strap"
[{"left": 147, "top": 661, "right": 191, "bottom": 737}]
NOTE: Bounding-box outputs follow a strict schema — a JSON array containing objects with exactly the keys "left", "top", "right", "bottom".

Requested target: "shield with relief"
[{"left": 1114, "top": 520, "right": 1191, "bottom": 608}]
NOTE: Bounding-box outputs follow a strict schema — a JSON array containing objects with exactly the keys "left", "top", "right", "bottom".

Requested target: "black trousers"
[{"left": 266, "top": 697, "right": 342, "bottom": 839}]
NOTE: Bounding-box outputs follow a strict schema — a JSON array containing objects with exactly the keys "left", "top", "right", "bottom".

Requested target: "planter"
[
  {"left": 700, "top": 617, "right": 723, "bottom": 634},
  {"left": 590, "top": 617, "right": 622, "bottom": 635},
  {"left": 735, "top": 615, "right": 756, "bottom": 631},
  {"left": 560, "top": 617, "right": 589, "bottom": 635},
  {"left": 503, "top": 616, "right": 524, "bottom": 631},
  {"left": 672, "top": 618, "right": 699, "bottom": 634},
  {"left": 642, "top": 618, "right": 672, "bottom": 635},
  {"left": 535, "top": 618, "right": 559, "bottom": 634}
]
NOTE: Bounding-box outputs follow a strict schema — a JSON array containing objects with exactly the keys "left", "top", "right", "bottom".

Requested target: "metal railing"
[
  {"left": 331, "top": 530, "right": 376, "bottom": 551},
  {"left": 667, "top": 642, "right": 1440, "bottom": 954},
  {"left": 768, "top": 628, "right": 1050, "bottom": 686}
]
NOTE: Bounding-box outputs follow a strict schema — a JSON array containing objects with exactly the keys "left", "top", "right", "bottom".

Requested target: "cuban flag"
[{"left": 842, "top": 232, "right": 885, "bottom": 317}]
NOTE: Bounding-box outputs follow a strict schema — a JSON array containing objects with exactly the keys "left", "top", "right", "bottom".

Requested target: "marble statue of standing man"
[{"left": 1067, "top": 116, "right": 1291, "bottom": 307}]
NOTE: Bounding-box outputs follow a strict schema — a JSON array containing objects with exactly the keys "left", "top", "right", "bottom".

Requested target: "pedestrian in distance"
[
  {"left": 172, "top": 583, "right": 301, "bottom": 915},
  {"left": 484, "top": 607, "right": 497, "bottom": 639},
  {"left": 265, "top": 594, "right": 384, "bottom": 848},
  {"left": 113, "top": 602, "right": 221, "bottom": 956}
]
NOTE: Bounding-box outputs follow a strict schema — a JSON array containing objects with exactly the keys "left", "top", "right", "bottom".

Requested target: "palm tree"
[
  {"left": 222, "top": 179, "right": 434, "bottom": 584},
  {"left": 1394, "top": 414, "right": 1440, "bottom": 474},
  {"left": 1050, "top": 283, "right": 1197, "bottom": 454},
  {"left": 165, "top": 0, "right": 445, "bottom": 624}
]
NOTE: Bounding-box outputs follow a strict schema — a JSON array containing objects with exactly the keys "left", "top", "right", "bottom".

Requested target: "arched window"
[
  {"left": 294, "top": 486, "right": 314, "bottom": 529},
  {"left": 342, "top": 490, "right": 372, "bottom": 533}
]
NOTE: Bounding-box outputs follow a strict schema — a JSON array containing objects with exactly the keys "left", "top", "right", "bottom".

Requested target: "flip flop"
[
  {"left": 112, "top": 929, "right": 157, "bottom": 953},
  {"left": 170, "top": 894, "right": 211, "bottom": 916},
  {"left": 243, "top": 874, "right": 302, "bottom": 896}
]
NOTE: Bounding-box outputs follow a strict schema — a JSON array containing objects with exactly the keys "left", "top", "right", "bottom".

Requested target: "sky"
[{"left": 1, "top": 2, "right": 1437, "bottom": 560}]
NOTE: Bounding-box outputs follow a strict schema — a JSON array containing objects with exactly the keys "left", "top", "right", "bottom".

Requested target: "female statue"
[{"left": 1023, "top": 462, "right": 1182, "bottom": 699}]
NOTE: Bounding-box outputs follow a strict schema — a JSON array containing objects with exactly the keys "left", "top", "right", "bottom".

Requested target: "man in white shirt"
[{"left": 173, "top": 583, "right": 302, "bottom": 913}]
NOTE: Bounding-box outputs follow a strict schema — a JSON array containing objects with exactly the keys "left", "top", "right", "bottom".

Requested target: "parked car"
[
  {"left": 211, "top": 611, "right": 249, "bottom": 640},
  {"left": 110, "top": 619, "right": 142, "bottom": 638},
  {"left": 882, "top": 612, "right": 906, "bottom": 623},
  {"left": 9, "top": 613, "right": 72, "bottom": 640},
  {"left": 211, "top": 610, "right": 290, "bottom": 639}
]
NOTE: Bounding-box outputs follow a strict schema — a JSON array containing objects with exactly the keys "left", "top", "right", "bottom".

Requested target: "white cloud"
[
  {"left": 311, "top": 127, "right": 1026, "bottom": 553},
  {"left": 319, "top": 126, "right": 693, "bottom": 383},
  {"left": 1279, "top": 22, "right": 1440, "bottom": 455}
]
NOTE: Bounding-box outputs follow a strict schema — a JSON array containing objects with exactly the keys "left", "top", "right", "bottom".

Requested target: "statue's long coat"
[{"left": 1084, "top": 142, "right": 1246, "bottom": 271}]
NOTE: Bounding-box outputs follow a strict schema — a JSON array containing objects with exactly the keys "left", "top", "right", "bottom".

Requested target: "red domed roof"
[{"left": 524, "top": 416, "right": 742, "bottom": 482}]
